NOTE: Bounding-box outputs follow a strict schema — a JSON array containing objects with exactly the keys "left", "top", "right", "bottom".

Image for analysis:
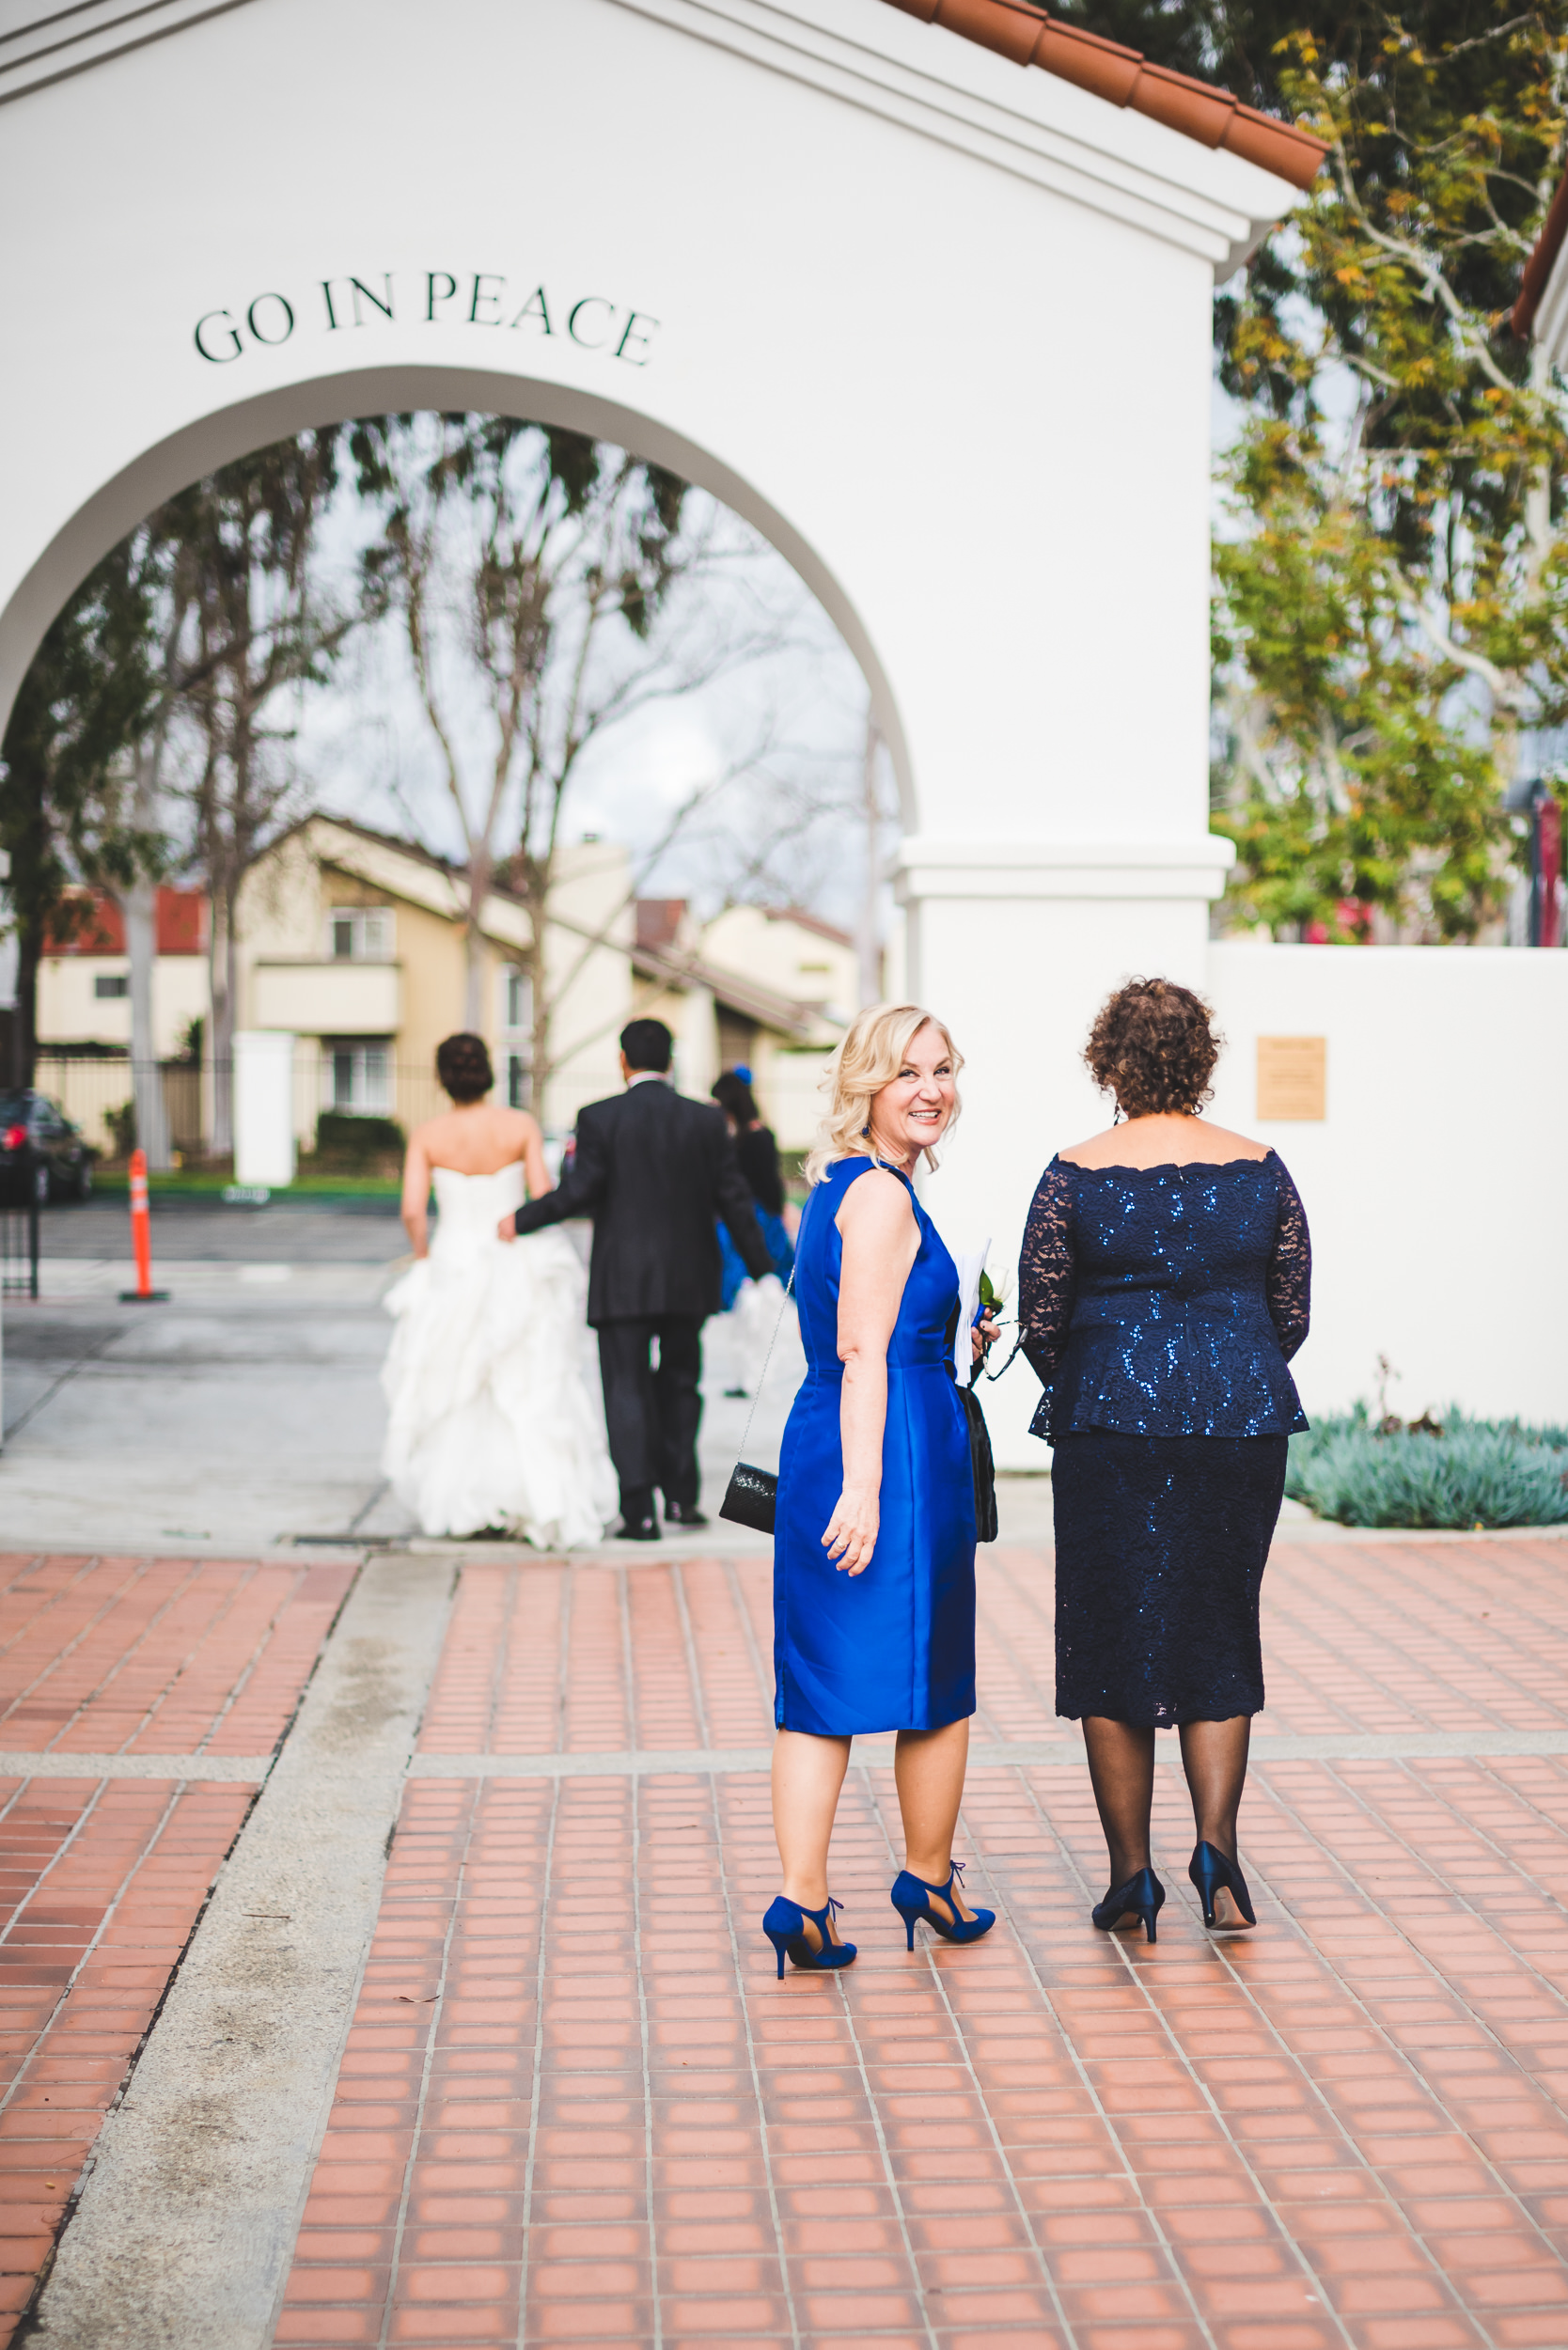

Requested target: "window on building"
[
  {"left": 94, "top": 973, "right": 129, "bottom": 999},
  {"left": 329, "top": 909, "right": 393, "bottom": 962},
  {"left": 323, "top": 1040, "right": 392, "bottom": 1115},
  {"left": 507, "top": 1054, "right": 531, "bottom": 1111},
  {"left": 503, "top": 968, "right": 532, "bottom": 1033}
]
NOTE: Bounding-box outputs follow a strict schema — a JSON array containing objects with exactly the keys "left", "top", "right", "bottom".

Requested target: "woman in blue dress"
[
  {"left": 764, "top": 1005, "right": 996, "bottom": 1975},
  {"left": 1019, "top": 979, "right": 1311, "bottom": 1943}
]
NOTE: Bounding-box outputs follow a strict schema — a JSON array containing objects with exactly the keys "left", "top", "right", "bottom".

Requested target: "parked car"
[{"left": 0, "top": 1090, "right": 97, "bottom": 1205}]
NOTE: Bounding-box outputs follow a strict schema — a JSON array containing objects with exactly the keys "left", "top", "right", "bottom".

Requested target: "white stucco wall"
[{"left": 1202, "top": 944, "right": 1568, "bottom": 1429}]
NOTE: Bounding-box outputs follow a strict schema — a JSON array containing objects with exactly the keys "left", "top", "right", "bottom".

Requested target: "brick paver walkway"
[
  {"left": 280, "top": 1536, "right": 1568, "bottom": 2350},
  {"left": 0, "top": 1552, "right": 354, "bottom": 2342}
]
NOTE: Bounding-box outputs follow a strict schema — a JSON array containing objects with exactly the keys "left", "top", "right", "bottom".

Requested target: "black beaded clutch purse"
[{"left": 718, "top": 1270, "right": 796, "bottom": 1536}]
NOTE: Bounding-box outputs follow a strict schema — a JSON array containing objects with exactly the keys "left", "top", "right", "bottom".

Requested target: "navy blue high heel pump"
[
  {"left": 1188, "top": 1841, "right": 1257, "bottom": 1929},
  {"left": 762, "top": 1893, "right": 856, "bottom": 1977},
  {"left": 1091, "top": 1866, "right": 1165, "bottom": 1943},
  {"left": 890, "top": 1858, "right": 996, "bottom": 1950}
]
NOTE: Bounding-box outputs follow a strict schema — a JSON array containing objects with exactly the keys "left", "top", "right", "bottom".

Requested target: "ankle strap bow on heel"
[
  {"left": 890, "top": 1858, "right": 996, "bottom": 1950},
  {"left": 1090, "top": 1865, "right": 1166, "bottom": 1943},
  {"left": 762, "top": 1893, "right": 856, "bottom": 1977},
  {"left": 1188, "top": 1841, "right": 1257, "bottom": 1930}
]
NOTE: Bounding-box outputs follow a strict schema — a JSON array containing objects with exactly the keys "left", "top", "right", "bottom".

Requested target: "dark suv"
[{"left": 0, "top": 1090, "right": 97, "bottom": 1205}]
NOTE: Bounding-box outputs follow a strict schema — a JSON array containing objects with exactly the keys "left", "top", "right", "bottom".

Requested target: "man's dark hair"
[
  {"left": 435, "top": 1031, "right": 494, "bottom": 1104},
  {"left": 620, "top": 1018, "right": 673, "bottom": 1073}
]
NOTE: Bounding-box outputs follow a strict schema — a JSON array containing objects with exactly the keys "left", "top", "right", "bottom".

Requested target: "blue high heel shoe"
[
  {"left": 1189, "top": 1841, "right": 1257, "bottom": 1930},
  {"left": 762, "top": 1893, "right": 856, "bottom": 1977},
  {"left": 1091, "top": 1866, "right": 1165, "bottom": 1943},
  {"left": 890, "top": 1859, "right": 996, "bottom": 1950}
]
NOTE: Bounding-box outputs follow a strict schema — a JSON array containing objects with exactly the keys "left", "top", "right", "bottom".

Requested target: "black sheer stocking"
[
  {"left": 1082, "top": 1717, "right": 1154, "bottom": 1890},
  {"left": 1083, "top": 1714, "right": 1253, "bottom": 1893},
  {"left": 1178, "top": 1716, "right": 1250, "bottom": 1863}
]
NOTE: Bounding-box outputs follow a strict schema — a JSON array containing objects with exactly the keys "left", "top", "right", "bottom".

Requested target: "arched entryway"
[{"left": 0, "top": 0, "right": 1307, "bottom": 1454}]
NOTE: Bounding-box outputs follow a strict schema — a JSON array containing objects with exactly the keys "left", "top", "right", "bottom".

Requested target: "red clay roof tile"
[{"left": 880, "top": 0, "right": 1326, "bottom": 191}]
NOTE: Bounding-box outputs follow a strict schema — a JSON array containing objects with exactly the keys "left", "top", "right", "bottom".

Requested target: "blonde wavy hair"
[{"left": 804, "top": 1003, "right": 964, "bottom": 1186}]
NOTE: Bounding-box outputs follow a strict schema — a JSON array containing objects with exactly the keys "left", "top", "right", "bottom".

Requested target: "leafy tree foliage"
[
  {"left": 0, "top": 542, "right": 163, "bottom": 1082},
  {"left": 1071, "top": 0, "right": 1568, "bottom": 937}
]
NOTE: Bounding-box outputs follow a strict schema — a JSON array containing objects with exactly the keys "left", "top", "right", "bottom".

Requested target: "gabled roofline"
[{"left": 880, "top": 0, "right": 1326, "bottom": 191}]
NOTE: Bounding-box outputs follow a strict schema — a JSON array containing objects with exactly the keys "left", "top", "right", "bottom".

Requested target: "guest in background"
[
  {"left": 712, "top": 1068, "right": 795, "bottom": 1309},
  {"left": 763, "top": 1005, "right": 996, "bottom": 1977},
  {"left": 504, "top": 1018, "right": 773, "bottom": 1540},
  {"left": 1018, "top": 979, "right": 1310, "bottom": 1942}
]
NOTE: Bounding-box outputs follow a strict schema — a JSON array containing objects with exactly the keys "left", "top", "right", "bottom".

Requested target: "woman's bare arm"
[
  {"left": 400, "top": 1128, "right": 433, "bottom": 1260},
  {"left": 520, "top": 1113, "right": 550, "bottom": 1202},
  {"left": 823, "top": 1170, "right": 919, "bottom": 1576}
]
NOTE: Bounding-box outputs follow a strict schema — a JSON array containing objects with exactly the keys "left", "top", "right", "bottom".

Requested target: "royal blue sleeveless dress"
[{"left": 773, "top": 1157, "right": 977, "bottom": 1737}]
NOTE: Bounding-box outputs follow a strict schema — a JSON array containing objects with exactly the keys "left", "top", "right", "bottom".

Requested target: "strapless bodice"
[{"left": 431, "top": 1162, "right": 525, "bottom": 1255}]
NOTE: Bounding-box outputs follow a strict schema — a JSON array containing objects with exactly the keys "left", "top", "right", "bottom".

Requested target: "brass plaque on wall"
[{"left": 1257, "top": 1036, "right": 1326, "bottom": 1120}]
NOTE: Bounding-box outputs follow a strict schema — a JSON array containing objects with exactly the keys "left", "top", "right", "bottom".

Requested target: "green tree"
[
  {"left": 353, "top": 415, "right": 773, "bottom": 1099},
  {"left": 1215, "top": 8, "right": 1568, "bottom": 937},
  {"left": 0, "top": 541, "right": 162, "bottom": 1086},
  {"left": 164, "top": 431, "right": 355, "bottom": 1148},
  {"left": 1065, "top": 0, "right": 1568, "bottom": 937}
]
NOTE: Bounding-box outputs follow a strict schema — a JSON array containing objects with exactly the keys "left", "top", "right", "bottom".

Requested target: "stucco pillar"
[{"left": 899, "top": 835, "right": 1235, "bottom": 1469}]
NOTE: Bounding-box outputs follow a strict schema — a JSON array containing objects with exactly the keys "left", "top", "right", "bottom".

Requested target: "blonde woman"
[{"left": 763, "top": 1006, "right": 996, "bottom": 1977}]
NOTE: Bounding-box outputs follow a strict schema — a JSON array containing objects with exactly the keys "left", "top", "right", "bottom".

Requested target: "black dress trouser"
[{"left": 596, "top": 1317, "right": 704, "bottom": 1511}]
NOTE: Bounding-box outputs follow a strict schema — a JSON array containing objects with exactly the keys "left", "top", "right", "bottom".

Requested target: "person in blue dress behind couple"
[
  {"left": 711, "top": 1069, "right": 794, "bottom": 1308},
  {"left": 764, "top": 1003, "right": 997, "bottom": 1975}
]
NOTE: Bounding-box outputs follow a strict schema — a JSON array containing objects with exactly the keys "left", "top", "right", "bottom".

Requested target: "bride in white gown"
[{"left": 381, "top": 1033, "right": 617, "bottom": 1543}]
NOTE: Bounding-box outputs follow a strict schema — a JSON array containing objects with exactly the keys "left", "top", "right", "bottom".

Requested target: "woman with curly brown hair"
[{"left": 1018, "top": 979, "right": 1310, "bottom": 1941}]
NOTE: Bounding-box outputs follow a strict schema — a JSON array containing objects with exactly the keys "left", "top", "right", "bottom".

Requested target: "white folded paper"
[{"left": 950, "top": 1238, "right": 991, "bottom": 1384}]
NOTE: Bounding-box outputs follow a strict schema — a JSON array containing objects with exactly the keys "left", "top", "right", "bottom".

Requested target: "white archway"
[
  {"left": 0, "top": 0, "right": 1306, "bottom": 1455},
  {"left": 0, "top": 361, "right": 918, "bottom": 832}
]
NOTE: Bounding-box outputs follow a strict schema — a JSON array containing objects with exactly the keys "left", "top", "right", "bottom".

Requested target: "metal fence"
[
  {"left": 0, "top": 1203, "right": 39, "bottom": 1299},
  {"left": 29, "top": 1056, "right": 455, "bottom": 1165}
]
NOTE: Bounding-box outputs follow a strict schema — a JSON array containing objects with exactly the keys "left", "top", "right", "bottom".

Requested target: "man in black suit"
[{"left": 506, "top": 1017, "right": 774, "bottom": 1541}]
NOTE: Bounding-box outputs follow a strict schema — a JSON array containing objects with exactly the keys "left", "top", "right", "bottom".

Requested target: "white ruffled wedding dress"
[{"left": 381, "top": 1163, "right": 617, "bottom": 1544}]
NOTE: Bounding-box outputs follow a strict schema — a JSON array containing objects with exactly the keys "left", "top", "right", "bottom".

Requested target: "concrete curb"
[{"left": 27, "top": 1553, "right": 455, "bottom": 2350}]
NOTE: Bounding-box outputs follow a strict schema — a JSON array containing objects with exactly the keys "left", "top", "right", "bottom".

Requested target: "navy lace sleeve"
[
  {"left": 1265, "top": 1159, "right": 1311, "bottom": 1362},
  {"left": 1018, "top": 1159, "right": 1076, "bottom": 1391}
]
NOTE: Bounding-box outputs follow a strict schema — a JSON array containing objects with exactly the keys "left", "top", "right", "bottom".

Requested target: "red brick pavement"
[
  {"left": 0, "top": 1550, "right": 355, "bottom": 2343},
  {"left": 281, "top": 1536, "right": 1568, "bottom": 2349}
]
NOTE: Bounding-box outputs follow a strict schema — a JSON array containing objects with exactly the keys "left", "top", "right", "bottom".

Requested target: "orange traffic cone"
[{"left": 119, "top": 1148, "right": 169, "bottom": 1303}]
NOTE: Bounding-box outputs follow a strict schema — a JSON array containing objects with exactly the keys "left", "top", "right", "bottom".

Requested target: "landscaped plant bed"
[
  {"left": 1288, "top": 1404, "right": 1568, "bottom": 1530},
  {"left": 94, "top": 1168, "right": 400, "bottom": 1200}
]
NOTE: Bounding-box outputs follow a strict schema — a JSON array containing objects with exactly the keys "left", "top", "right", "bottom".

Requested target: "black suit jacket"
[{"left": 513, "top": 1078, "right": 773, "bottom": 1324}]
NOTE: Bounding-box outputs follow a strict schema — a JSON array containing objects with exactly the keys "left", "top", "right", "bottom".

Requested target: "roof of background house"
[
  {"left": 881, "top": 0, "right": 1326, "bottom": 189},
  {"left": 42, "top": 886, "right": 207, "bottom": 957},
  {"left": 766, "top": 906, "right": 855, "bottom": 948},
  {"left": 635, "top": 899, "right": 687, "bottom": 952}
]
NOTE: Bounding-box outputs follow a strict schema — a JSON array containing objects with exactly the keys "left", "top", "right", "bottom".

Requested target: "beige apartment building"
[{"left": 35, "top": 818, "right": 855, "bottom": 1159}]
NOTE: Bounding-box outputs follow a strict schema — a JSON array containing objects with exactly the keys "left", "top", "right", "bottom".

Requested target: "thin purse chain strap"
[{"left": 734, "top": 1265, "right": 797, "bottom": 1464}]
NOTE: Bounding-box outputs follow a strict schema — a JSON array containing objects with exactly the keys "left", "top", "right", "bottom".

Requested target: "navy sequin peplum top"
[{"left": 1018, "top": 1152, "right": 1310, "bottom": 1443}]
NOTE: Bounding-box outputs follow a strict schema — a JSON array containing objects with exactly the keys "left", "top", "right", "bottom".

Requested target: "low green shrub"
[
  {"left": 314, "top": 1111, "right": 404, "bottom": 1164},
  {"left": 1287, "top": 1404, "right": 1568, "bottom": 1529}
]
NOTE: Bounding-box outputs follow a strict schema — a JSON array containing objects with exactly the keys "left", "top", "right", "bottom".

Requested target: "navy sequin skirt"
[{"left": 1052, "top": 1433, "right": 1288, "bottom": 1726}]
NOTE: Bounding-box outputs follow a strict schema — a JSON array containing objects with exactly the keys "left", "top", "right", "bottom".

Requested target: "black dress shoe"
[
  {"left": 664, "top": 1502, "right": 708, "bottom": 1528},
  {"left": 617, "top": 1514, "right": 661, "bottom": 1542}
]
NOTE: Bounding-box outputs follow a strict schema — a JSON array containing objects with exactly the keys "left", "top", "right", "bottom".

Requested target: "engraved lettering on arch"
[{"left": 190, "top": 273, "right": 661, "bottom": 367}]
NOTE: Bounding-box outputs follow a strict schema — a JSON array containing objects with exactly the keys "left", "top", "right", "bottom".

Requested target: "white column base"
[{"left": 233, "top": 1031, "right": 297, "bottom": 1190}]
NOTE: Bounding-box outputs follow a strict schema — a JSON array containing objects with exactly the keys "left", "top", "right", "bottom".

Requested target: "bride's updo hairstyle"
[
  {"left": 805, "top": 1003, "right": 963, "bottom": 1187},
  {"left": 435, "top": 1032, "right": 494, "bottom": 1104},
  {"left": 1085, "top": 978, "right": 1219, "bottom": 1119}
]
